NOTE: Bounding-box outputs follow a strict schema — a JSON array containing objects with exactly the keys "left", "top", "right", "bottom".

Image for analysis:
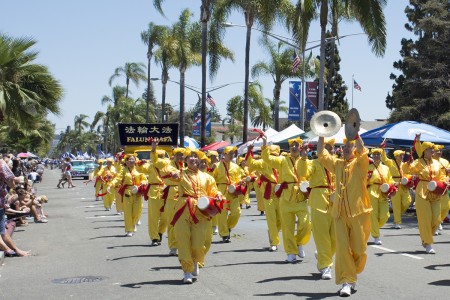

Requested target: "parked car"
[{"left": 71, "top": 160, "right": 96, "bottom": 179}]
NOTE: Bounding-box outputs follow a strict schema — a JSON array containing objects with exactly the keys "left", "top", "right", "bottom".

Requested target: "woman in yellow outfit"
[
  {"left": 317, "top": 136, "right": 371, "bottom": 297},
  {"left": 141, "top": 150, "right": 167, "bottom": 246},
  {"left": 98, "top": 158, "right": 117, "bottom": 211},
  {"left": 206, "top": 151, "right": 220, "bottom": 235},
  {"left": 213, "top": 146, "right": 245, "bottom": 243},
  {"left": 111, "top": 154, "right": 148, "bottom": 237},
  {"left": 113, "top": 157, "right": 124, "bottom": 215},
  {"left": 246, "top": 144, "right": 282, "bottom": 251},
  {"left": 432, "top": 144, "right": 450, "bottom": 234},
  {"left": 298, "top": 138, "right": 336, "bottom": 280},
  {"left": 237, "top": 157, "right": 252, "bottom": 209},
  {"left": 410, "top": 135, "right": 447, "bottom": 254},
  {"left": 151, "top": 140, "right": 184, "bottom": 255},
  {"left": 381, "top": 149, "right": 412, "bottom": 229},
  {"left": 367, "top": 148, "right": 394, "bottom": 245},
  {"left": 93, "top": 159, "right": 104, "bottom": 201},
  {"left": 261, "top": 135, "right": 311, "bottom": 263},
  {"left": 171, "top": 148, "right": 222, "bottom": 284}
]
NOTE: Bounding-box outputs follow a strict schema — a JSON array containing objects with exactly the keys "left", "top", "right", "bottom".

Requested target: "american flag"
[
  {"left": 291, "top": 50, "right": 301, "bottom": 74},
  {"left": 353, "top": 79, "right": 362, "bottom": 91},
  {"left": 206, "top": 93, "right": 216, "bottom": 107}
]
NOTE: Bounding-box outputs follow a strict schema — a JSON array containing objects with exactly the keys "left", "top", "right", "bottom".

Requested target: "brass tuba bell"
[
  {"left": 310, "top": 110, "right": 342, "bottom": 137},
  {"left": 344, "top": 108, "right": 361, "bottom": 140}
]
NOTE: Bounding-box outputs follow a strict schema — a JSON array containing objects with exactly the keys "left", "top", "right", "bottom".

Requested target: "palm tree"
[
  {"left": 171, "top": 9, "right": 202, "bottom": 147},
  {"left": 213, "top": 0, "right": 294, "bottom": 142},
  {"left": 108, "top": 62, "right": 147, "bottom": 99},
  {"left": 0, "top": 34, "right": 63, "bottom": 127},
  {"left": 74, "top": 114, "right": 90, "bottom": 134},
  {"left": 291, "top": 0, "right": 387, "bottom": 110},
  {"left": 141, "top": 22, "right": 165, "bottom": 123},
  {"left": 154, "top": 26, "right": 177, "bottom": 123},
  {"left": 222, "top": 95, "right": 244, "bottom": 143},
  {"left": 251, "top": 39, "right": 300, "bottom": 130}
]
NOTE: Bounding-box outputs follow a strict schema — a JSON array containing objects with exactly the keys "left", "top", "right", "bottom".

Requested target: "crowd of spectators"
[{"left": 0, "top": 154, "right": 50, "bottom": 259}]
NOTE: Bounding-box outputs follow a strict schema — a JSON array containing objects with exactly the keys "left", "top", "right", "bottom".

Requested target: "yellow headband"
[
  {"left": 269, "top": 145, "right": 280, "bottom": 156},
  {"left": 173, "top": 148, "right": 185, "bottom": 155},
  {"left": 393, "top": 150, "right": 405, "bottom": 157},
  {"left": 433, "top": 144, "right": 444, "bottom": 150},
  {"left": 184, "top": 148, "right": 199, "bottom": 157},
  {"left": 207, "top": 150, "right": 218, "bottom": 157},
  {"left": 324, "top": 138, "right": 335, "bottom": 146},
  {"left": 223, "top": 146, "right": 237, "bottom": 154},
  {"left": 124, "top": 153, "right": 137, "bottom": 160},
  {"left": 288, "top": 137, "right": 303, "bottom": 146},
  {"left": 371, "top": 148, "right": 383, "bottom": 155}
]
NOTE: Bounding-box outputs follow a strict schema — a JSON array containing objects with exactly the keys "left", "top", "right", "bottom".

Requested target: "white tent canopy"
[
  {"left": 270, "top": 124, "right": 305, "bottom": 143},
  {"left": 237, "top": 128, "right": 279, "bottom": 155},
  {"left": 306, "top": 125, "right": 367, "bottom": 145}
]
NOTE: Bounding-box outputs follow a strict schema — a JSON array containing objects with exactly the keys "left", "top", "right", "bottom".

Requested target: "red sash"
[{"left": 170, "top": 196, "right": 199, "bottom": 226}]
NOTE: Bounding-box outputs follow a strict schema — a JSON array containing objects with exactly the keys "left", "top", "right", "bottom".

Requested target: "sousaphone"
[
  {"left": 310, "top": 110, "right": 342, "bottom": 137},
  {"left": 345, "top": 108, "right": 361, "bottom": 140}
]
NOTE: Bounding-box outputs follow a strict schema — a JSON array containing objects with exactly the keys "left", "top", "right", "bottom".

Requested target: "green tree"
[
  {"left": 291, "top": 0, "right": 387, "bottom": 110},
  {"left": 323, "top": 31, "right": 349, "bottom": 121},
  {"left": 251, "top": 39, "right": 299, "bottom": 130},
  {"left": 0, "top": 34, "right": 63, "bottom": 127},
  {"left": 213, "top": 0, "right": 294, "bottom": 142},
  {"left": 74, "top": 114, "right": 90, "bottom": 134},
  {"left": 387, "top": 0, "right": 450, "bottom": 129},
  {"left": 108, "top": 62, "right": 147, "bottom": 99}
]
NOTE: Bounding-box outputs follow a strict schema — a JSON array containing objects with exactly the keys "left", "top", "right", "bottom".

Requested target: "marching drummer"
[
  {"left": 170, "top": 148, "right": 222, "bottom": 284},
  {"left": 110, "top": 154, "right": 148, "bottom": 237},
  {"left": 213, "top": 146, "right": 245, "bottom": 243},
  {"left": 381, "top": 149, "right": 412, "bottom": 229},
  {"left": 151, "top": 140, "right": 184, "bottom": 255},
  {"left": 93, "top": 159, "right": 105, "bottom": 201},
  {"left": 410, "top": 134, "right": 446, "bottom": 254},
  {"left": 432, "top": 144, "right": 450, "bottom": 235},
  {"left": 98, "top": 158, "right": 117, "bottom": 211},
  {"left": 246, "top": 144, "right": 282, "bottom": 252},
  {"left": 298, "top": 138, "right": 336, "bottom": 279},
  {"left": 367, "top": 148, "right": 394, "bottom": 245},
  {"left": 260, "top": 135, "right": 311, "bottom": 263},
  {"left": 237, "top": 156, "right": 253, "bottom": 210}
]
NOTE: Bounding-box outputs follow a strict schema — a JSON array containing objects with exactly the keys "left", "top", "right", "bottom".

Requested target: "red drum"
[
  {"left": 246, "top": 175, "right": 256, "bottom": 182},
  {"left": 427, "top": 181, "right": 448, "bottom": 195},
  {"left": 401, "top": 177, "right": 413, "bottom": 188},
  {"left": 228, "top": 184, "right": 244, "bottom": 195},
  {"left": 197, "top": 196, "right": 221, "bottom": 217},
  {"left": 380, "top": 183, "right": 397, "bottom": 198},
  {"left": 300, "top": 181, "right": 310, "bottom": 197}
]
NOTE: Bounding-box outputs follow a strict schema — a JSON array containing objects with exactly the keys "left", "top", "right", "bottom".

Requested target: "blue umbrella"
[
  {"left": 182, "top": 136, "right": 200, "bottom": 149},
  {"left": 360, "top": 121, "right": 450, "bottom": 147}
]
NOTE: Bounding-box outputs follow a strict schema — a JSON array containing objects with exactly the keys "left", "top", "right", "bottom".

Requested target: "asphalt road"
[{"left": 1, "top": 168, "right": 449, "bottom": 299}]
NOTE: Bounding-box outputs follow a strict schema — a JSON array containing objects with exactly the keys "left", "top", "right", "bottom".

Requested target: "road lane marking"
[
  {"left": 371, "top": 245, "right": 424, "bottom": 260},
  {"left": 85, "top": 215, "right": 121, "bottom": 219}
]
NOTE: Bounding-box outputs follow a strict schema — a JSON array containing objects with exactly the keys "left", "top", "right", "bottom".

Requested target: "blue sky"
[{"left": 0, "top": 0, "right": 413, "bottom": 132}]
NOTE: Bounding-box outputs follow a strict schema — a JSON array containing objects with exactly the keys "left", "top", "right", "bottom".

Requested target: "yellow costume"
[
  {"left": 98, "top": 159, "right": 117, "bottom": 210},
  {"left": 433, "top": 144, "right": 450, "bottom": 224},
  {"left": 93, "top": 160, "right": 104, "bottom": 200}
]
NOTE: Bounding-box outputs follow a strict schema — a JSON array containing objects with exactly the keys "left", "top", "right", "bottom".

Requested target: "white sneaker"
[
  {"left": 286, "top": 254, "right": 297, "bottom": 263},
  {"left": 438, "top": 223, "right": 443, "bottom": 231},
  {"left": 126, "top": 232, "right": 133, "bottom": 237},
  {"left": 269, "top": 245, "right": 277, "bottom": 252},
  {"left": 374, "top": 237, "right": 382, "bottom": 245},
  {"left": 434, "top": 230, "right": 440, "bottom": 236},
  {"left": 183, "top": 272, "right": 193, "bottom": 284},
  {"left": 298, "top": 245, "right": 305, "bottom": 258},
  {"left": 212, "top": 226, "right": 218, "bottom": 235},
  {"left": 321, "top": 267, "right": 332, "bottom": 280},
  {"left": 169, "top": 248, "right": 178, "bottom": 256},
  {"left": 314, "top": 250, "right": 318, "bottom": 259},
  {"left": 192, "top": 262, "right": 199, "bottom": 276},
  {"left": 425, "top": 245, "right": 436, "bottom": 254},
  {"left": 137, "top": 219, "right": 141, "bottom": 225},
  {"left": 134, "top": 225, "right": 137, "bottom": 232},
  {"left": 339, "top": 283, "right": 352, "bottom": 297},
  {"left": 394, "top": 224, "right": 401, "bottom": 229}
]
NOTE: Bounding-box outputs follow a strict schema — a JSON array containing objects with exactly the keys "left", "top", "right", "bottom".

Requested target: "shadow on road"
[
  {"left": 109, "top": 254, "right": 166, "bottom": 261},
  {"left": 253, "top": 291, "right": 339, "bottom": 299},
  {"left": 373, "top": 250, "right": 425, "bottom": 257},
  {"left": 424, "top": 263, "right": 450, "bottom": 270},
  {"left": 121, "top": 279, "right": 191, "bottom": 288},
  {"left": 212, "top": 247, "right": 268, "bottom": 254},
  {"left": 256, "top": 274, "right": 321, "bottom": 283},
  {"left": 428, "top": 279, "right": 450, "bottom": 287}
]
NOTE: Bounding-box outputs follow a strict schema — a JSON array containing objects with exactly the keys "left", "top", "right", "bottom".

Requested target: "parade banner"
[
  {"left": 192, "top": 113, "right": 211, "bottom": 137},
  {"left": 305, "top": 81, "right": 318, "bottom": 121},
  {"left": 118, "top": 123, "right": 179, "bottom": 146},
  {"left": 288, "top": 81, "right": 301, "bottom": 121}
]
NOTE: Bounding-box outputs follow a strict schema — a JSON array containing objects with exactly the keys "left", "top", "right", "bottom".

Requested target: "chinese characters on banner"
[{"left": 117, "top": 123, "right": 179, "bottom": 146}]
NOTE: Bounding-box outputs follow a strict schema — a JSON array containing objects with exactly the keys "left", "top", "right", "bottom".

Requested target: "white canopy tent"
[
  {"left": 269, "top": 124, "right": 305, "bottom": 143},
  {"left": 237, "top": 128, "right": 279, "bottom": 155}
]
